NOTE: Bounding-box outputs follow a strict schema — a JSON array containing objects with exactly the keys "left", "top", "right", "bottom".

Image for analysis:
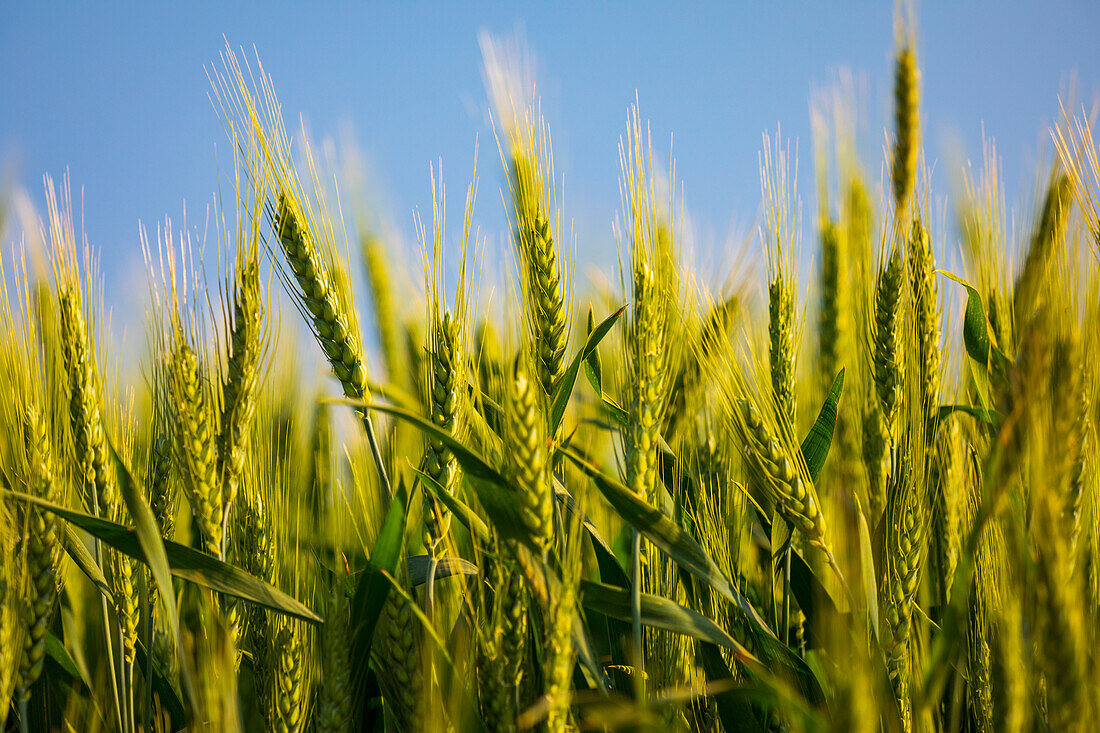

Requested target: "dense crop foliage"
[{"left": 2, "top": 18, "right": 1099, "bottom": 733}]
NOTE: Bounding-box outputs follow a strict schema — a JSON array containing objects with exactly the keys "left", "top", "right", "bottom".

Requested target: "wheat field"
[{"left": 1, "top": 13, "right": 1099, "bottom": 733}]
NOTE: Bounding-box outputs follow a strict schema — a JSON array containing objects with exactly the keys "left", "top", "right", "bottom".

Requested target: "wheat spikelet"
[
  {"left": 217, "top": 256, "right": 264, "bottom": 549},
  {"left": 504, "top": 357, "right": 552, "bottom": 553},
  {"left": 545, "top": 564, "right": 577, "bottom": 733},
  {"left": 372, "top": 580, "right": 424, "bottom": 732},
  {"left": 1013, "top": 173, "right": 1073, "bottom": 327},
  {"left": 421, "top": 309, "right": 463, "bottom": 541},
  {"left": 873, "top": 245, "right": 905, "bottom": 432},
  {"left": 482, "top": 32, "right": 570, "bottom": 399},
  {"left": 621, "top": 106, "right": 675, "bottom": 505},
  {"left": 273, "top": 620, "right": 308, "bottom": 733},
  {"left": 316, "top": 581, "right": 353, "bottom": 733},
  {"left": 892, "top": 43, "right": 920, "bottom": 213},
  {"left": 907, "top": 219, "right": 939, "bottom": 417},
  {"left": 57, "top": 286, "right": 117, "bottom": 516},
  {"left": 362, "top": 233, "right": 405, "bottom": 385},
  {"left": 168, "top": 338, "right": 222, "bottom": 552},
  {"left": 15, "top": 406, "right": 60, "bottom": 700}
]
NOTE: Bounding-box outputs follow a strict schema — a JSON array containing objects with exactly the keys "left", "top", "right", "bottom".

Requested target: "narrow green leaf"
[
  {"left": 405, "top": 554, "right": 478, "bottom": 586},
  {"left": 696, "top": 642, "right": 767, "bottom": 733},
  {"left": 135, "top": 638, "right": 187, "bottom": 731},
  {"left": 554, "top": 477, "right": 629, "bottom": 588},
  {"left": 3, "top": 490, "right": 320, "bottom": 623},
  {"left": 799, "top": 368, "right": 844, "bottom": 482},
  {"left": 45, "top": 632, "right": 89, "bottom": 691},
  {"left": 411, "top": 462, "right": 491, "bottom": 542},
  {"left": 580, "top": 580, "right": 756, "bottom": 663},
  {"left": 854, "top": 493, "right": 880, "bottom": 640},
  {"left": 110, "top": 441, "right": 180, "bottom": 651},
  {"left": 939, "top": 270, "right": 995, "bottom": 363},
  {"left": 381, "top": 571, "right": 489, "bottom": 732},
  {"left": 550, "top": 304, "right": 626, "bottom": 433},
  {"left": 350, "top": 478, "right": 407, "bottom": 692},
  {"left": 60, "top": 523, "right": 111, "bottom": 598},
  {"left": 343, "top": 401, "right": 538, "bottom": 551},
  {"left": 937, "top": 403, "right": 1001, "bottom": 425},
  {"left": 582, "top": 307, "right": 604, "bottom": 394},
  {"left": 561, "top": 447, "right": 772, "bottom": 634}
]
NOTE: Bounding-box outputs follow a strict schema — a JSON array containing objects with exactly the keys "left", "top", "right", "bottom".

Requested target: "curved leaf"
[
  {"left": 350, "top": 478, "right": 407, "bottom": 693},
  {"left": 799, "top": 368, "right": 844, "bottom": 482},
  {"left": 410, "top": 463, "right": 490, "bottom": 542},
  {"left": 937, "top": 403, "right": 1001, "bottom": 425},
  {"left": 45, "top": 632, "right": 89, "bottom": 691},
  {"left": 341, "top": 400, "right": 539, "bottom": 551},
  {"left": 550, "top": 304, "right": 626, "bottom": 433},
  {"left": 3, "top": 490, "right": 320, "bottom": 624},
  {"left": 60, "top": 523, "right": 111, "bottom": 599},
  {"left": 582, "top": 307, "right": 604, "bottom": 394},
  {"left": 561, "top": 447, "right": 771, "bottom": 632},
  {"left": 579, "top": 580, "right": 756, "bottom": 663},
  {"left": 135, "top": 638, "right": 187, "bottom": 731},
  {"left": 406, "top": 554, "right": 478, "bottom": 586},
  {"left": 110, "top": 441, "right": 180, "bottom": 650}
]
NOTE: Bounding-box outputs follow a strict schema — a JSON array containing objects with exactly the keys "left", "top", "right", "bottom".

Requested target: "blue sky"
[{"left": 2, "top": 2, "right": 1098, "bottom": 321}]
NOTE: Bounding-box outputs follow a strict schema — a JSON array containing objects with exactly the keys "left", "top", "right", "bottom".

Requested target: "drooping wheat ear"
[
  {"left": 217, "top": 258, "right": 264, "bottom": 548},
  {"left": 880, "top": 449, "right": 928, "bottom": 733},
  {"left": 504, "top": 357, "right": 552, "bottom": 554},
  {"left": 422, "top": 309, "right": 463, "bottom": 539},
  {"left": 16, "top": 405, "right": 61, "bottom": 701},
  {"left": 274, "top": 196, "right": 369, "bottom": 401},
  {"left": 316, "top": 581, "right": 353, "bottom": 733},
  {"left": 362, "top": 234, "right": 405, "bottom": 385},
  {"left": 167, "top": 338, "right": 222, "bottom": 553},
  {"left": 372, "top": 580, "right": 424, "bottom": 732},
  {"left": 892, "top": 44, "right": 920, "bottom": 214},
  {"left": 739, "top": 400, "right": 830, "bottom": 555},
  {"left": 58, "top": 286, "right": 117, "bottom": 515},
  {"left": 873, "top": 245, "right": 905, "bottom": 434},
  {"left": 272, "top": 193, "right": 392, "bottom": 503},
  {"left": 1013, "top": 173, "right": 1073, "bottom": 327},
  {"left": 907, "top": 219, "right": 939, "bottom": 417}
]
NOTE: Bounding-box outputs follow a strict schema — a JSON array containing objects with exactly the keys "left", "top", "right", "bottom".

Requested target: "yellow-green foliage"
[{"left": 1, "top": 21, "right": 1098, "bottom": 733}]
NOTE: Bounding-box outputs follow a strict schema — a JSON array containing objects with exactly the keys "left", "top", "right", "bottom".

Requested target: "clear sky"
[{"left": 2, "top": 2, "right": 1098, "bottom": 323}]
